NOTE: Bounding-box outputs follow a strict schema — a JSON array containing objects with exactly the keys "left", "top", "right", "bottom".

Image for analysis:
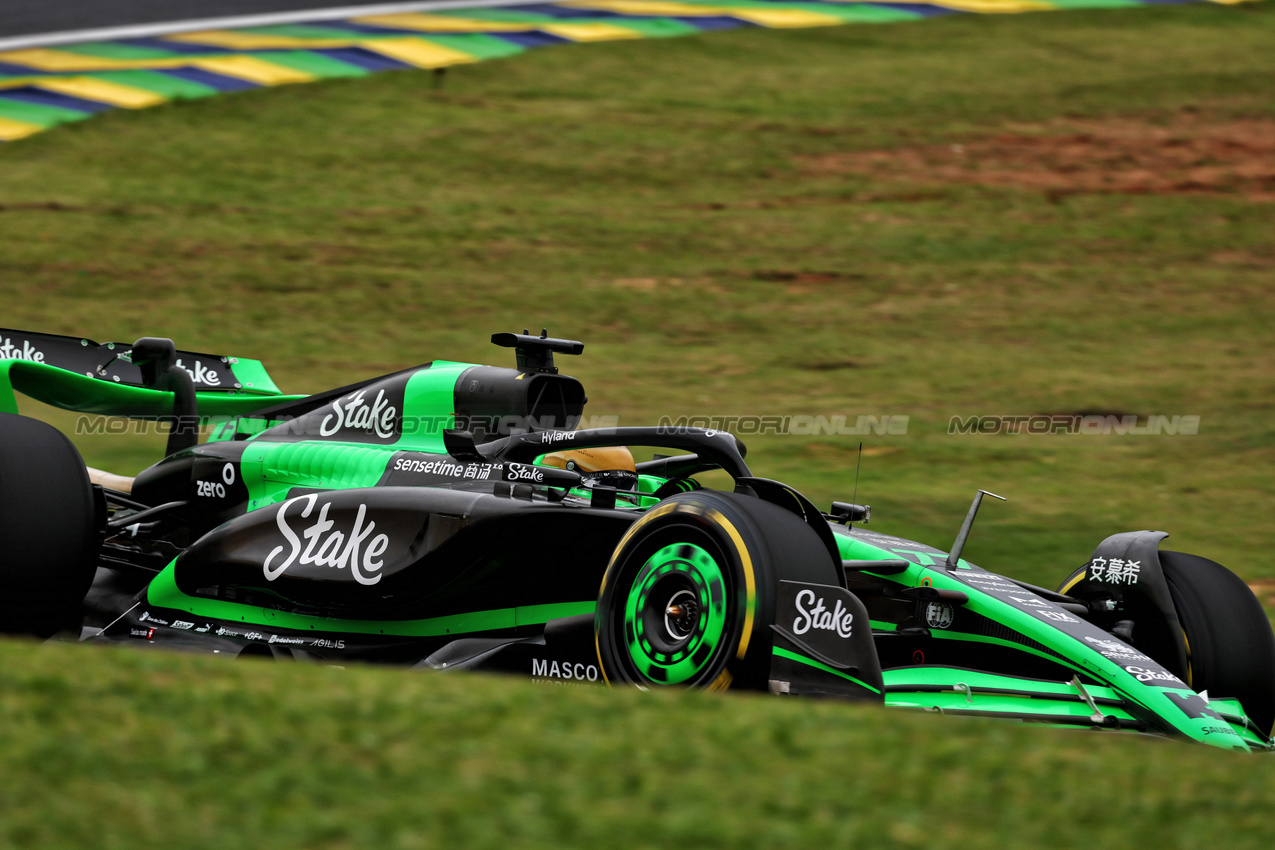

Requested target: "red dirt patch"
[
  {"left": 1249, "top": 579, "right": 1275, "bottom": 610},
  {"left": 801, "top": 116, "right": 1275, "bottom": 201}
]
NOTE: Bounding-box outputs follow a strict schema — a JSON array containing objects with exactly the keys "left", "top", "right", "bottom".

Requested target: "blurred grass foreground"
[{"left": 1, "top": 4, "right": 1274, "bottom": 848}]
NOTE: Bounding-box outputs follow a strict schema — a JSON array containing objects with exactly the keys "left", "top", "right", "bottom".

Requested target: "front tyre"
[
  {"left": 1160, "top": 551, "right": 1275, "bottom": 735},
  {"left": 596, "top": 490, "right": 838, "bottom": 691}
]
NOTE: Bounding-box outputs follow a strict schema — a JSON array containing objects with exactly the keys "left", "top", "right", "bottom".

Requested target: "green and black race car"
[{"left": 2, "top": 327, "right": 1272, "bottom": 752}]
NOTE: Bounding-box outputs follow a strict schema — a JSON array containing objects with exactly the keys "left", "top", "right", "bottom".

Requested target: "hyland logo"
[
  {"left": 792, "top": 589, "right": 854, "bottom": 638},
  {"left": 264, "top": 493, "right": 391, "bottom": 586},
  {"left": 174, "top": 358, "right": 221, "bottom": 386},
  {"left": 0, "top": 336, "right": 46, "bottom": 363},
  {"left": 320, "top": 389, "right": 397, "bottom": 439}
]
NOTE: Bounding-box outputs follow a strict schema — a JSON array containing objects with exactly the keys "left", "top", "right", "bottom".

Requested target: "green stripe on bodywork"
[
  {"left": 146, "top": 564, "right": 594, "bottom": 636},
  {"left": 396, "top": 361, "right": 473, "bottom": 451},
  {"left": 772, "top": 646, "right": 881, "bottom": 694},
  {"left": 239, "top": 441, "right": 395, "bottom": 508},
  {"left": 227, "top": 357, "right": 284, "bottom": 394},
  {"left": 929, "top": 628, "right": 1083, "bottom": 671},
  {"left": 882, "top": 665, "right": 1119, "bottom": 700},
  {"left": 885, "top": 690, "right": 1139, "bottom": 722}
]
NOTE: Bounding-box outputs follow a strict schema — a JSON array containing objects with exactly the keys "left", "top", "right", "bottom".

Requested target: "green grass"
[
  {"left": 1, "top": 4, "right": 1274, "bottom": 845},
  {"left": 5, "top": 638, "right": 1275, "bottom": 849}
]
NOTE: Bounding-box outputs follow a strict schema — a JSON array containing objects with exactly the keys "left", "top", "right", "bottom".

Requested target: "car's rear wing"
[{"left": 0, "top": 328, "right": 305, "bottom": 419}]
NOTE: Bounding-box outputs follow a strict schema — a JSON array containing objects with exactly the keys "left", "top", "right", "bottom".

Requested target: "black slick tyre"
[
  {"left": 1159, "top": 550, "right": 1275, "bottom": 735},
  {"left": 595, "top": 490, "right": 839, "bottom": 692},
  {"left": 0, "top": 412, "right": 101, "bottom": 634}
]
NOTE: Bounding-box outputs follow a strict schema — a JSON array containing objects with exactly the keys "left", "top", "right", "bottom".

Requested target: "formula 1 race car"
[{"left": 2, "top": 327, "right": 1273, "bottom": 752}]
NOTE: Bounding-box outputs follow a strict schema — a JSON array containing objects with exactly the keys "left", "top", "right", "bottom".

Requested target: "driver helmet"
[{"left": 542, "top": 446, "right": 638, "bottom": 493}]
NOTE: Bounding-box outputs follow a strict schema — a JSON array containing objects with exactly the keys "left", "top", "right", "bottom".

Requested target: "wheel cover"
[{"left": 623, "top": 542, "right": 728, "bottom": 684}]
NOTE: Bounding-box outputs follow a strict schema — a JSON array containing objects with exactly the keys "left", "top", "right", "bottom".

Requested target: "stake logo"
[
  {"left": 505, "top": 463, "right": 545, "bottom": 484},
  {"left": 1125, "top": 665, "right": 1186, "bottom": 686},
  {"left": 792, "top": 589, "right": 854, "bottom": 638},
  {"left": 175, "top": 358, "right": 221, "bottom": 386},
  {"left": 264, "top": 494, "right": 391, "bottom": 586},
  {"left": 0, "top": 335, "right": 46, "bottom": 363},
  {"left": 320, "top": 389, "right": 398, "bottom": 439}
]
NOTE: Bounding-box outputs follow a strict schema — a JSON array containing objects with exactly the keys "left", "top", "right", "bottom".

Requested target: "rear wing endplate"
[{"left": 0, "top": 328, "right": 301, "bottom": 419}]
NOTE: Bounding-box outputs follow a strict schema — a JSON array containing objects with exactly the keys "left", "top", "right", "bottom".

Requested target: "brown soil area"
[
  {"left": 801, "top": 115, "right": 1275, "bottom": 201},
  {"left": 1248, "top": 579, "right": 1275, "bottom": 609}
]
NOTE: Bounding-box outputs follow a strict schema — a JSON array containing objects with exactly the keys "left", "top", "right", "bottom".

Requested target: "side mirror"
[{"left": 125, "top": 337, "right": 198, "bottom": 456}]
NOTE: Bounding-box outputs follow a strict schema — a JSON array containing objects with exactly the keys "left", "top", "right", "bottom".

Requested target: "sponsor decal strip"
[
  {"left": 792, "top": 588, "right": 854, "bottom": 638},
  {"left": 925, "top": 628, "right": 1086, "bottom": 674},
  {"left": 145, "top": 564, "right": 593, "bottom": 637},
  {"left": 882, "top": 672, "right": 1122, "bottom": 703},
  {"left": 531, "top": 658, "right": 600, "bottom": 682},
  {"left": 771, "top": 647, "right": 881, "bottom": 694}
]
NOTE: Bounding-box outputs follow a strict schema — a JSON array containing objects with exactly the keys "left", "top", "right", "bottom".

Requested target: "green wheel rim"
[{"left": 623, "top": 542, "right": 728, "bottom": 685}]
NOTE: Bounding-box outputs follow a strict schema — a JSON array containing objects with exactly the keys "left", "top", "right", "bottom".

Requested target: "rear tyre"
[
  {"left": 0, "top": 413, "right": 101, "bottom": 635},
  {"left": 1159, "top": 550, "right": 1275, "bottom": 735},
  {"left": 596, "top": 490, "right": 838, "bottom": 691}
]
